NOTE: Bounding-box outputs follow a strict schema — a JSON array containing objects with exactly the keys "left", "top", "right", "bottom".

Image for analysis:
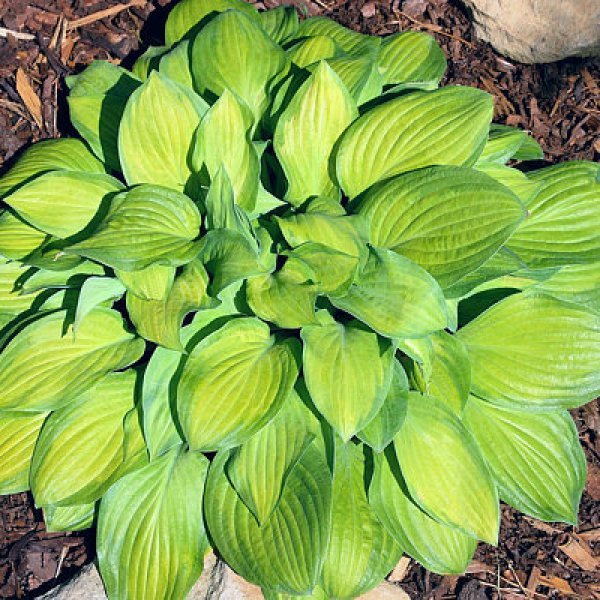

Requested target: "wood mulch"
[{"left": 0, "top": 0, "right": 598, "bottom": 598}]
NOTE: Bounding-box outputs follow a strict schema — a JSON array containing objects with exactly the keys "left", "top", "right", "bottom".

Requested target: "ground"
[{"left": 0, "top": 0, "right": 598, "bottom": 598}]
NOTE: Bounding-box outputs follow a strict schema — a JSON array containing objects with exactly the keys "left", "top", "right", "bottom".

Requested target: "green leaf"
[
  {"left": 357, "top": 360, "right": 409, "bottom": 452},
  {"left": 457, "top": 291, "right": 600, "bottom": 410},
  {"left": 66, "top": 61, "right": 142, "bottom": 170},
  {"left": 260, "top": 6, "right": 299, "bottom": 44},
  {"left": 287, "top": 36, "right": 344, "bottom": 68},
  {"left": 165, "top": 0, "right": 260, "bottom": 46},
  {"left": 301, "top": 316, "right": 395, "bottom": 441},
  {"left": 464, "top": 396, "right": 586, "bottom": 524},
  {"left": 513, "top": 133, "right": 544, "bottom": 161},
  {"left": 274, "top": 61, "right": 357, "bottom": 205},
  {"left": 204, "top": 443, "right": 332, "bottom": 595},
  {"left": 0, "top": 138, "right": 105, "bottom": 198},
  {"left": 192, "top": 89, "right": 259, "bottom": 211},
  {"left": 178, "top": 317, "right": 299, "bottom": 450},
  {"left": 295, "top": 16, "right": 380, "bottom": 57},
  {"left": 3, "top": 171, "right": 123, "bottom": 239},
  {"left": 118, "top": 72, "right": 208, "bottom": 191},
  {"left": 199, "top": 229, "right": 264, "bottom": 294},
  {"left": 132, "top": 45, "right": 167, "bottom": 80},
  {"left": 246, "top": 255, "right": 318, "bottom": 329},
  {"left": 67, "top": 184, "right": 201, "bottom": 271},
  {"left": 356, "top": 166, "right": 525, "bottom": 288},
  {"left": 330, "top": 247, "right": 448, "bottom": 339},
  {"left": 0, "top": 411, "right": 47, "bottom": 494},
  {"left": 336, "top": 86, "right": 493, "bottom": 198},
  {"left": 30, "top": 371, "right": 137, "bottom": 506},
  {"left": 395, "top": 392, "right": 499, "bottom": 543},
  {"left": 0, "top": 211, "right": 47, "bottom": 260},
  {"left": 127, "top": 259, "right": 211, "bottom": 350},
  {"left": 159, "top": 41, "right": 193, "bottom": 88},
  {"left": 0, "top": 308, "right": 144, "bottom": 411},
  {"left": 116, "top": 263, "right": 176, "bottom": 301},
  {"left": 507, "top": 161, "right": 600, "bottom": 267},
  {"left": 318, "top": 56, "right": 384, "bottom": 105},
  {"left": 477, "top": 124, "right": 536, "bottom": 164},
  {"left": 370, "top": 448, "right": 478, "bottom": 574},
  {"left": 191, "top": 10, "right": 287, "bottom": 122},
  {"left": 379, "top": 31, "right": 446, "bottom": 86},
  {"left": 427, "top": 331, "right": 471, "bottom": 414},
  {"left": 226, "top": 390, "right": 318, "bottom": 524},
  {"left": 17, "top": 261, "right": 104, "bottom": 294},
  {"left": 74, "top": 276, "right": 126, "bottom": 333},
  {"left": 44, "top": 502, "right": 95, "bottom": 532},
  {"left": 530, "top": 262, "right": 600, "bottom": 314},
  {"left": 475, "top": 162, "right": 542, "bottom": 205},
  {"left": 320, "top": 440, "right": 402, "bottom": 598},
  {"left": 98, "top": 447, "right": 210, "bottom": 600}
]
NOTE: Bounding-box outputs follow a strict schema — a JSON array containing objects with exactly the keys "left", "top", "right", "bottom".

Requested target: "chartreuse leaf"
[
  {"left": 260, "top": 5, "right": 299, "bottom": 44},
  {"left": 477, "top": 124, "right": 538, "bottom": 164},
  {"left": 30, "top": 371, "right": 137, "bottom": 506},
  {"left": 513, "top": 133, "right": 545, "bottom": 161},
  {"left": 379, "top": 31, "right": 446, "bottom": 85},
  {"left": 132, "top": 46, "right": 167, "bottom": 80},
  {"left": 357, "top": 360, "right": 409, "bottom": 452},
  {"left": 3, "top": 171, "right": 123, "bottom": 239},
  {"left": 247, "top": 255, "right": 318, "bottom": 329},
  {"left": 0, "top": 138, "right": 105, "bottom": 198},
  {"left": 0, "top": 411, "right": 47, "bottom": 494},
  {"left": 17, "top": 261, "right": 104, "bottom": 294},
  {"left": 118, "top": 72, "right": 208, "bottom": 190},
  {"left": 98, "top": 446, "right": 210, "bottom": 600},
  {"left": 331, "top": 247, "right": 448, "bottom": 339},
  {"left": 199, "top": 229, "right": 264, "bottom": 294},
  {"left": 0, "top": 211, "right": 47, "bottom": 260},
  {"left": 321, "top": 439, "right": 402, "bottom": 598},
  {"left": 475, "top": 162, "right": 541, "bottom": 205},
  {"left": 0, "top": 260, "right": 43, "bottom": 319},
  {"left": 159, "top": 41, "right": 193, "bottom": 88},
  {"left": 116, "top": 263, "right": 175, "bottom": 301},
  {"left": 287, "top": 36, "right": 344, "bottom": 68},
  {"left": 66, "top": 61, "right": 142, "bottom": 170},
  {"left": 287, "top": 242, "right": 359, "bottom": 296},
  {"left": 192, "top": 89, "right": 259, "bottom": 211},
  {"left": 274, "top": 62, "right": 357, "bottom": 205},
  {"left": 357, "top": 166, "right": 525, "bottom": 288},
  {"left": 277, "top": 212, "right": 366, "bottom": 260},
  {"left": 0, "top": 308, "right": 144, "bottom": 412},
  {"left": 178, "top": 318, "right": 299, "bottom": 451},
  {"left": 530, "top": 262, "right": 600, "bottom": 313},
  {"left": 296, "top": 16, "right": 380, "bottom": 57},
  {"left": 370, "top": 448, "right": 478, "bottom": 574},
  {"left": 67, "top": 185, "right": 201, "bottom": 271},
  {"left": 73, "top": 277, "right": 126, "bottom": 333},
  {"left": 226, "top": 390, "right": 318, "bottom": 524},
  {"left": 427, "top": 331, "right": 471, "bottom": 414},
  {"left": 507, "top": 161, "right": 600, "bottom": 267},
  {"left": 457, "top": 292, "right": 600, "bottom": 410},
  {"left": 205, "top": 443, "right": 332, "bottom": 595},
  {"left": 127, "top": 259, "right": 212, "bottom": 350},
  {"left": 301, "top": 315, "right": 394, "bottom": 441},
  {"left": 165, "top": 0, "right": 259, "bottom": 46},
  {"left": 44, "top": 502, "right": 95, "bottom": 532},
  {"left": 464, "top": 396, "right": 586, "bottom": 524},
  {"left": 317, "top": 56, "right": 384, "bottom": 105},
  {"left": 263, "top": 589, "right": 328, "bottom": 600},
  {"left": 395, "top": 392, "right": 499, "bottom": 543},
  {"left": 336, "top": 86, "right": 493, "bottom": 198},
  {"left": 191, "top": 10, "right": 287, "bottom": 122}
]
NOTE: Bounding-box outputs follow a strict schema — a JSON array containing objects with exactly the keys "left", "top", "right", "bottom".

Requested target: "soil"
[{"left": 0, "top": 0, "right": 599, "bottom": 598}]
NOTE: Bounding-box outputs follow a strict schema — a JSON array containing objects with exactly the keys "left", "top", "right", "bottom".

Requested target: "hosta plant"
[{"left": 1, "top": 0, "right": 599, "bottom": 598}]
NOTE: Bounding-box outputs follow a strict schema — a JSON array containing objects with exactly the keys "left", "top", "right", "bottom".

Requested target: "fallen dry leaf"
[
  {"left": 559, "top": 538, "right": 600, "bottom": 571},
  {"left": 537, "top": 575, "right": 576, "bottom": 595},
  {"left": 388, "top": 556, "right": 411, "bottom": 583},
  {"left": 15, "top": 67, "right": 42, "bottom": 128}
]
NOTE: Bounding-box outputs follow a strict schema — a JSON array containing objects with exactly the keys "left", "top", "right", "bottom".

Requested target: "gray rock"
[
  {"left": 460, "top": 0, "right": 600, "bottom": 63},
  {"left": 38, "top": 553, "right": 410, "bottom": 599}
]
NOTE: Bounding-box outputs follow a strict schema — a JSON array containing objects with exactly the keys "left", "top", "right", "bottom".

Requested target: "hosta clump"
[{"left": 1, "top": 0, "right": 599, "bottom": 597}]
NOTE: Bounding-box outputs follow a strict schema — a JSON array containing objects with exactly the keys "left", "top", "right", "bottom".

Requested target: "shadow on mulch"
[{"left": 0, "top": 0, "right": 598, "bottom": 598}]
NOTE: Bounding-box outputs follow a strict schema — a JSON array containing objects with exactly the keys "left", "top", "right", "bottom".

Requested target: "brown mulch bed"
[{"left": 0, "top": 0, "right": 599, "bottom": 598}]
